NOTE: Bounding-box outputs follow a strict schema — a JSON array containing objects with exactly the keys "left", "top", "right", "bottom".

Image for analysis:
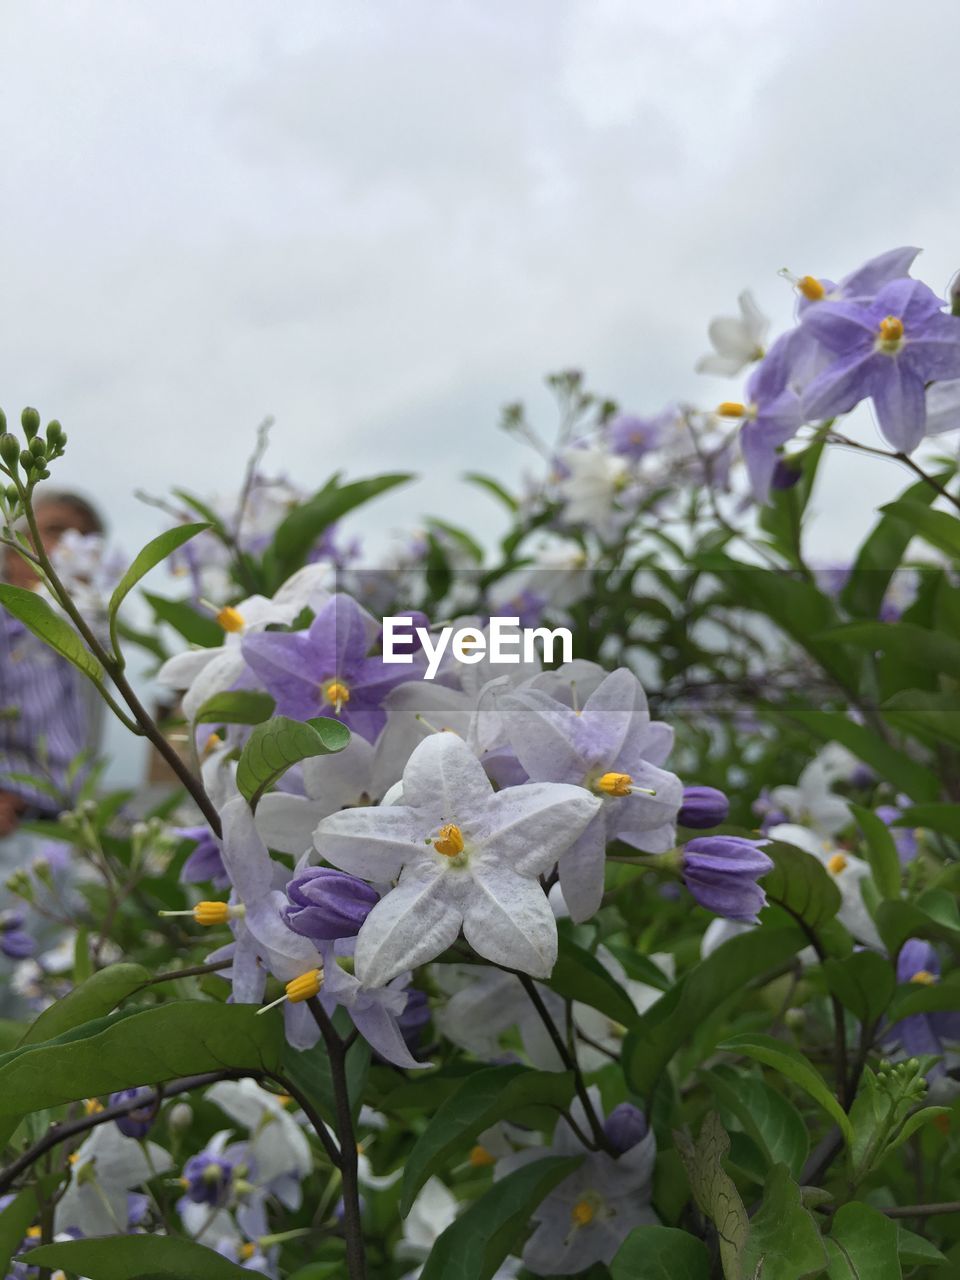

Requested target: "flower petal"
[
  {"left": 463, "top": 865, "right": 557, "bottom": 977},
  {"left": 355, "top": 863, "right": 462, "bottom": 987}
]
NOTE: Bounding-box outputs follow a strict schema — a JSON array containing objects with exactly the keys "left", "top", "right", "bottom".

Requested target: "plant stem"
[{"left": 308, "top": 998, "right": 366, "bottom": 1280}]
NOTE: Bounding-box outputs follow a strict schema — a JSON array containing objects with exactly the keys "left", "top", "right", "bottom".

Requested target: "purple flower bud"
[
  {"left": 178, "top": 825, "right": 228, "bottom": 889},
  {"left": 875, "top": 805, "right": 918, "bottom": 866},
  {"left": 0, "top": 911, "right": 35, "bottom": 960},
  {"left": 398, "top": 987, "right": 431, "bottom": 1051},
  {"left": 283, "top": 867, "right": 379, "bottom": 943},
  {"left": 678, "top": 785, "right": 730, "bottom": 829},
  {"left": 109, "top": 1086, "right": 157, "bottom": 1139},
  {"left": 682, "top": 835, "right": 773, "bottom": 923},
  {"left": 603, "top": 1102, "right": 648, "bottom": 1154},
  {"left": 181, "top": 1150, "right": 235, "bottom": 1206},
  {"left": 771, "top": 458, "right": 802, "bottom": 490}
]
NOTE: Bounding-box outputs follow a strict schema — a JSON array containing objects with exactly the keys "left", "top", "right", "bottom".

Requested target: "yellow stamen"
[
  {"left": 827, "top": 853, "right": 848, "bottom": 875},
  {"left": 596, "top": 772, "right": 633, "bottom": 798},
  {"left": 571, "top": 1198, "right": 595, "bottom": 1227},
  {"left": 434, "top": 823, "right": 465, "bottom": 857},
  {"left": 240, "top": 1243, "right": 256, "bottom": 1261},
  {"left": 216, "top": 606, "right": 245, "bottom": 634},
  {"left": 158, "top": 901, "right": 245, "bottom": 925},
  {"left": 910, "top": 969, "right": 937, "bottom": 986},
  {"left": 878, "top": 315, "right": 904, "bottom": 343},
  {"left": 25, "top": 1226, "right": 41, "bottom": 1240},
  {"left": 276, "top": 1094, "right": 293, "bottom": 1108},
  {"left": 469, "top": 1144, "right": 496, "bottom": 1167},
  {"left": 257, "top": 967, "right": 325, "bottom": 1016},
  {"left": 67, "top": 1152, "right": 80, "bottom": 1166},
  {"left": 717, "top": 401, "right": 747, "bottom": 419},
  {"left": 324, "top": 680, "right": 351, "bottom": 712},
  {"left": 797, "top": 275, "right": 826, "bottom": 301},
  {"left": 83, "top": 1098, "right": 104, "bottom": 1116}
]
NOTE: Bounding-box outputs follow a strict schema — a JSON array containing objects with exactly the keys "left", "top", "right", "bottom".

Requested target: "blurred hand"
[{"left": 0, "top": 791, "right": 25, "bottom": 838}]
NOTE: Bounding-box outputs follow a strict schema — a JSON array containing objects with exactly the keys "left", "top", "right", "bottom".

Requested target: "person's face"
[{"left": 3, "top": 500, "right": 98, "bottom": 588}]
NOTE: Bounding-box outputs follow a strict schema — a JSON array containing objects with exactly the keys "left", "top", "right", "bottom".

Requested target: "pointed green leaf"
[
  {"left": 823, "top": 951, "right": 896, "bottom": 1025},
  {"left": 741, "top": 1163, "right": 827, "bottom": 1280},
  {"left": 23, "top": 1235, "right": 253, "bottom": 1279},
  {"left": 786, "top": 709, "right": 940, "bottom": 803},
  {"left": 879, "top": 498, "right": 960, "bottom": 560},
  {"left": 825, "top": 1201, "right": 901, "bottom": 1280},
  {"left": 611, "top": 1225, "right": 710, "bottom": 1279},
  {"left": 144, "top": 591, "right": 224, "bottom": 647},
  {"left": 193, "top": 689, "right": 276, "bottom": 727},
  {"left": 0, "top": 583, "right": 103, "bottom": 683},
  {"left": 850, "top": 805, "right": 901, "bottom": 901},
  {"left": 701, "top": 1064, "right": 809, "bottom": 1179},
  {"left": 236, "top": 715, "right": 351, "bottom": 808},
  {"left": 271, "top": 473, "right": 413, "bottom": 572},
  {"left": 109, "top": 522, "right": 209, "bottom": 621},
  {"left": 675, "top": 1112, "right": 748, "bottom": 1280},
  {"left": 763, "top": 839, "right": 842, "bottom": 929},
  {"left": 547, "top": 935, "right": 641, "bottom": 1027}
]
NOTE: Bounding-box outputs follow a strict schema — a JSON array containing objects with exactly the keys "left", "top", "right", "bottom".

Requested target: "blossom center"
[
  {"left": 798, "top": 275, "right": 826, "bottom": 301},
  {"left": 910, "top": 969, "right": 937, "bottom": 985},
  {"left": 716, "top": 401, "right": 757, "bottom": 421},
  {"left": 433, "top": 823, "right": 465, "bottom": 857},
  {"left": 876, "top": 314, "right": 905, "bottom": 353},
  {"left": 469, "top": 1144, "right": 496, "bottom": 1167},
  {"left": 827, "top": 853, "right": 848, "bottom": 875},
  {"left": 323, "top": 679, "right": 351, "bottom": 713},
  {"left": 216, "top": 606, "right": 245, "bottom": 633},
  {"left": 595, "top": 771, "right": 633, "bottom": 797},
  {"left": 571, "top": 1197, "right": 597, "bottom": 1227}
]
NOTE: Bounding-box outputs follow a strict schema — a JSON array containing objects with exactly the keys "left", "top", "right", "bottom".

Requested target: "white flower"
[
  {"left": 769, "top": 751, "right": 852, "bottom": 837},
  {"left": 313, "top": 733, "right": 601, "bottom": 987},
  {"left": 556, "top": 445, "right": 630, "bottom": 539},
  {"left": 205, "top": 1078, "right": 312, "bottom": 1205},
  {"left": 695, "top": 290, "right": 768, "bottom": 376},
  {"left": 770, "top": 823, "right": 882, "bottom": 949},
  {"left": 55, "top": 1124, "right": 172, "bottom": 1237}
]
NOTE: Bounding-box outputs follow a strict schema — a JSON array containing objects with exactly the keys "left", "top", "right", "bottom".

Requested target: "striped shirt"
[{"left": 0, "top": 606, "right": 102, "bottom": 814}]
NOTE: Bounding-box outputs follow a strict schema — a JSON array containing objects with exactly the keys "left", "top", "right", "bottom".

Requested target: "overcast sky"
[{"left": 3, "top": 0, "right": 960, "bottom": 568}]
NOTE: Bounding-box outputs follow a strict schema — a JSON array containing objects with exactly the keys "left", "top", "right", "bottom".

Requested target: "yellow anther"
[
  {"left": 83, "top": 1098, "right": 103, "bottom": 1116},
  {"left": 67, "top": 1152, "right": 80, "bottom": 1166},
  {"left": 324, "top": 680, "right": 351, "bottom": 711},
  {"left": 571, "top": 1198, "right": 596, "bottom": 1227},
  {"left": 286, "top": 969, "right": 323, "bottom": 1004},
  {"left": 596, "top": 772, "right": 633, "bottom": 797},
  {"left": 433, "top": 823, "right": 465, "bottom": 857},
  {"left": 193, "top": 900, "right": 233, "bottom": 926},
  {"left": 910, "top": 969, "right": 937, "bottom": 986},
  {"left": 469, "top": 1144, "right": 496, "bottom": 1167},
  {"left": 179, "top": 1176, "right": 190, "bottom": 1188},
  {"left": 216, "top": 606, "right": 245, "bottom": 634},
  {"left": 827, "top": 853, "right": 848, "bottom": 875},
  {"left": 25, "top": 1225, "right": 41, "bottom": 1240},
  {"left": 797, "top": 275, "right": 826, "bottom": 301},
  {"left": 717, "top": 401, "right": 746, "bottom": 418},
  {"left": 276, "top": 1093, "right": 293, "bottom": 1108},
  {"left": 878, "top": 314, "right": 904, "bottom": 343},
  {"left": 240, "top": 1243, "right": 256, "bottom": 1261}
]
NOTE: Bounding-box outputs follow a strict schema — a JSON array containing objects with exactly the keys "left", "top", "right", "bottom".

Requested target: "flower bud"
[
  {"left": 771, "top": 458, "right": 802, "bottom": 490},
  {"left": 0, "top": 434, "right": 20, "bottom": 467},
  {"left": 181, "top": 1151, "right": 235, "bottom": 1206},
  {"left": 681, "top": 835, "right": 773, "bottom": 923},
  {"left": 168, "top": 1101, "right": 193, "bottom": 1133},
  {"left": 20, "top": 407, "right": 40, "bottom": 438},
  {"left": 678, "top": 785, "right": 730, "bottom": 829},
  {"left": 28, "top": 437, "right": 46, "bottom": 459},
  {"left": 603, "top": 1102, "right": 648, "bottom": 1154},
  {"left": 0, "top": 909, "right": 35, "bottom": 959},
  {"left": 283, "top": 867, "right": 379, "bottom": 943},
  {"left": 109, "top": 1086, "right": 157, "bottom": 1139},
  {"left": 18, "top": 450, "right": 33, "bottom": 471}
]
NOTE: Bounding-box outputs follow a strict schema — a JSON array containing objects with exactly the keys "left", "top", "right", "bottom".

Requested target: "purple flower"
[
  {"left": 682, "top": 835, "right": 773, "bottom": 923},
  {"left": 109, "top": 1086, "right": 157, "bottom": 1139},
  {"left": 181, "top": 1150, "right": 236, "bottom": 1207},
  {"left": 242, "top": 593, "right": 416, "bottom": 741},
  {"left": 720, "top": 334, "right": 803, "bottom": 502},
  {"left": 0, "top": 911, "right": 35, "bottom": 959},
  {"left": 891, "top": 939, "right": 960, "bottom": 1073},
  {"left": 607, "top": 412, "right": 667, "bottom": 459},
  {"left": 793, "top": 246, "right": 920, "bottom": 314},
  {"left": 178, "top": 825, "right": 228, "bottom": 889},
  {"left": 678, "top": 785, "right": 730, "bottom": 829},
  {"left": 282, "top": 868, "right": 379, "bottom": 943},
  {"left": 875, "top": 805, "right": 918, "bottom": 865},
  {"left": 801, "top": 279, "right": 960, "bottom": 451},
  {"left": 603, "top": 1102, "right": 648, "bottom": 1154}
]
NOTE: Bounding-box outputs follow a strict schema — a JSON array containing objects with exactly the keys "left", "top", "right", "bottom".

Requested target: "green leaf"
[
  {"left": 842, "top": 472, "right": 953, "bottom": 617},
  {"left": 786, "top": 708, "right": 940, "bottom": 803},
  {"left": 623, "top": 925, "right": 804, "bottom": 1098},
  {"left": 879, "top": 497, "right": 960, "bottom": 560},
  {"left": 419, "top": 1155, "right": 580, "bottom": 1280},
  {"left": 464, "top": 471, "right": 519, "bottom": 512},
  {"left": 850, "top": 805, "right": 901, "bottom": 901},
  {"left": 823, "top": 951, "right": 896, "bottom": 1025},
  {"left": 763, "top": 839, "right": 842, "bottom": 929},
  {"left": 610, "top": 1225, "right": 710, "bottom": 1279},
  {"left": 883, "top": 1105, "right": 950, "bottom": 1157},
  {"left": 896, "top": 1223, "right": 947, "bottom": 1268},
  {"left": 716, "top": 1033, "right": 854, "bottom": 1145},
  {"left": 144, "top": 591, "right": 224, "bottom": 647},
  {"left": 547, "top": 936, "right": 640, "bottom": 1028},
  {"left": 887, "top": 973, "right": 960, "bottom": 1022},
  {"left": 674, "top": 1112, "right": 748, "bottom": 1280},
  {"left": 400, "top": 1065, "right": 575, "bottom": 1215},
  {"left": 882, "top": 690, "right": 960, "bottom": 749},
  {"left": 701, "top": 1064, "right": 809, "bottom": 1179},
  {"left": 193, "top": 689, "right": 276, "bottom": 727},
  {"left": 875, "top": 900, "right": 960, "bottom": 955},
  {"left": 270, "top": 473, "right": 412, "bottom": 574},
  {"left": 109, "top": 522, "right": 209, "bottom": 621},
  {"left": 236, "top": 715, "right": 351, "bottom": 808},
  {"left": 741, "top": 1163, "right": 827, "bottom": 1280},
  {"left": 894, "top": 803, "right": 960, "bottom": 839},
  {"left": 24, "top": 1235, "right": 253, "bottom": 1279},
  {"left": 819, "top": 620, "right": 960, "bottom": 679},
  {"left": 0, "top": 1001, "right": 283, "bottom": 1114},
  {"left": 825, "top": 1201, "right": 901, "bottom": 1280},
  {"left": 0, "top": 1179, "right": 59, "bottom": 1279},
  {"left": 0, "top": 584, "right": 103, "bottom": 683}
]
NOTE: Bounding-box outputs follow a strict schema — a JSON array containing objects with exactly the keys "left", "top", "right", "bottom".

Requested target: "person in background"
[{"left": 0, "top": 490, "right": 106, "bottom": 839}]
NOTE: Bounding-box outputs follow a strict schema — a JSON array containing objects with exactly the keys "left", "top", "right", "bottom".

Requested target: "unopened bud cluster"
[{"left": 0, "top": 406, "right": 68, "bottom": 501}]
